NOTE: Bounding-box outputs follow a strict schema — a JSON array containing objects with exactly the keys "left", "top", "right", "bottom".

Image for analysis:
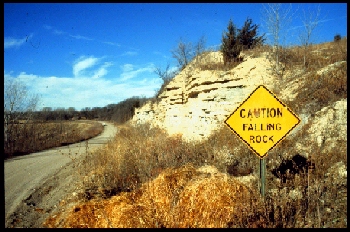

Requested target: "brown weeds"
[
  {"left": 4, "top": 120, "right": 104, "bottom": 158},
  {"left": 46, "top": 164, "right": 262, "bottom": 228}
]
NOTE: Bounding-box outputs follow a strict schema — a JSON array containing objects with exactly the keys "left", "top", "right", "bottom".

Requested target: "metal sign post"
[
  {"left": 224, "top": 85, "right": 301, "bottom": 197},
  {"left": 260, "top": 158, "right": 266, "bottom": 198}
]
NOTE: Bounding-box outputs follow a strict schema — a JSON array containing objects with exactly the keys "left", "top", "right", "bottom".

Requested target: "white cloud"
[
  {"left": 4, "top": 34, "right": 32, "bottom": 49},
  {"left": 5, "top": 46, "right": 162, "bottom": 110},
  {"left": 53, "top": 29, "right": 65, "bottom": 35},
  {"left": 122, "top": 51, "right": 138, "bottom": 56},
  {"left": 153, "top": 51, "right": 169, "bottom": 59},
  {"left": 103, "top": 41, "right": 120, "bottom": 47},
  {"left": 122, "top": 64, "right": 134, "bottom": 72},
  {"left": 69, "top": 34, "right": 93, "bottom": 41},
  {"left": 4, "top": 69, "right": 162, "bottom": 111},
  {"left": 43, "top": 24, "right": 93, "bottom": 41},
  {"left": 92, "top": 62, "right": 113, "bottom": 79},
  {"left": 43, "top": 24, "right": 52, "bottom": 30},
  {"left": 44, "top": 24, "right": 65, "bottom": 35},
  {"left": 73, "top": 56, "right": 100, "bottom": 77},
  {"left": 120, "top": 63, "right": 155, "bottom": 81}
]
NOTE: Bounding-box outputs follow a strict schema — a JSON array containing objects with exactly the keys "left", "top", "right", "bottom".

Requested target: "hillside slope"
[{"left": 43, "top": 40, "right": 347, "bottom": 228}]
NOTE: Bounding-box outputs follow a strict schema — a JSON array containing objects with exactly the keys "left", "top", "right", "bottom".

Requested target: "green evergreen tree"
[
  {"left": 238, "top": 18, "right": 265, "bottom": 50},
  {"left": 221, "top": 18, "right": 265, "bottom": 65},
  {"left": 221, "top": 19, "right": 240, "bottom": 65}
]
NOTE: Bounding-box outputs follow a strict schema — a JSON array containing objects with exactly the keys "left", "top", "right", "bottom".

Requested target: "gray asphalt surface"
[{"left": 4, "top": 121, "right": 118, "bottom": 227}]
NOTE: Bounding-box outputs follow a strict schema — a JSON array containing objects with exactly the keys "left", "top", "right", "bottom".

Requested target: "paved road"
[{"left": 4, "top": 121, "right": 118, "bottom": 223}]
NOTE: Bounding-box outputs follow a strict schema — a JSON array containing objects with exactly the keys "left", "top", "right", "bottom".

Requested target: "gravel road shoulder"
[{"left": 5, "top": 156, "right": 85, "bottom": 228}]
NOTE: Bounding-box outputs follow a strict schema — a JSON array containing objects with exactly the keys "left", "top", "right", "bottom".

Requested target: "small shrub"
[{"left": 334, "top": 34, "right": 341, "bottom": 42}]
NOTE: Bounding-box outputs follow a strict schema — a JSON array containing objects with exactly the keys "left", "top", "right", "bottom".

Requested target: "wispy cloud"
[
  {"left": 73, "top": 56, "right": 100, "bottom": 77},
  {"left": 103, "top": 41, "right": 121, "bottom": 47},
  {"left": 92, "top": 62, "right": 113, "bottom": 79},
  {"left": 153, "top": 51, "right": 170, "bottom": 59},
  {"left": 44, "top": 24, "right": 93, "bottom": 41},
  {"left": 121, "top": 51, "right": 138, "bottom": 56},
  {"left": 43, "top": 24, "right": 52, "bottom": 30},
  {"left": 122, "top": 64, "right": 134, "bottom": 72},
  {"left": 43, "top": 24, "right": 123, "bottom": 47},
  {"left": 288, "top": 15, "right": 348, "bottom": 32},
  {"left": 4, "top": 34, "right": 33, "bottom": 49},
  {"left": 53, "top": 29, "right": 65, "bottom": 35},
  {"left": 69, "top": 34, "right": 94, "bottom": 41},
  {"left": 120, "top": 63, "right": 155, "bottom": 81},
  {"left": 44, "top": 24, "right": 65, "bottom": 35}
]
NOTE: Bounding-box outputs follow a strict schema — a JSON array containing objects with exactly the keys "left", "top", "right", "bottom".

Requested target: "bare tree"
[
  {"left": 4, "top": 78, "right": 39, "bottom": 157},
  {"left": 194, "top": 35, "right": 207, "bottom": 63},
  {"left": 67, "top": 107, "right": 77, "bottom": 119},
  {"left": 171, "top": 38, "right": 194, "bottom": 70},
  {"left": 262, "top": 3, "right": 296, "bottom": 76},
  {"left": 154, "top": 63, "right": 178, "bottom": 98},
  {"left": 154, "top": 63, "right": 177, "bottom": 83},
  {"left": 42, "top": 107, "right": 54, "bottom": 121},
  {"left": 298, "top": 4, "right": 322, "bottom": 69}
]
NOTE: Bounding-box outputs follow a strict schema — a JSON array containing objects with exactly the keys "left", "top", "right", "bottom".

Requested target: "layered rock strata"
[{"left": 132, "top": 51, "right": 277, "bottom": 141}]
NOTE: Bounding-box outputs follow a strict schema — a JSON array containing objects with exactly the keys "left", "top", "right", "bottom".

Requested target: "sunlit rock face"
[
  {"left": 132, "top": 51, "right": 277, "bottom": 141},
  {"left": 295, "top": 99, "right": 347, "bottom": 158}
]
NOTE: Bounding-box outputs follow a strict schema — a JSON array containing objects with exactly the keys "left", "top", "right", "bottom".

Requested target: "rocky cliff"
[{"left": 132, "top": 51, "right": 279, "bottom": 141}]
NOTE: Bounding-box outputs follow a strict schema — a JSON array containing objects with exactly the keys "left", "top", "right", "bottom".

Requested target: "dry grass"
[
  {"left": 265, "top": 125, "right": 347, "bottom": 228},
  {"left": 74, "top": 121, "right": 262, "bottom": 201},
  {"left": 45, "top": 122, "right": 346, "bottom": 228},
  {"left": 45, "top": 164, "right": 263, "bottom": 228},
  {"left": 4, "top": 120, "right": 104, "bottom": 158},
  {"left": 43, "top": 39, "right": 347, "bottom": 228},
  {"left": 266, "top": 38, "right": 347, "bottom": 116}
]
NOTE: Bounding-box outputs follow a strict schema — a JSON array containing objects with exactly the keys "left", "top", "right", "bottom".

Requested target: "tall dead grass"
[
  {"left": 46, "top": 163, "right": 263, "bottom": 228},
  {"left": 46, "top": 119, "right": 346, "bottom": 228},
  {"left": 4, "top": 120, "right": 104, "bottom": 159}
]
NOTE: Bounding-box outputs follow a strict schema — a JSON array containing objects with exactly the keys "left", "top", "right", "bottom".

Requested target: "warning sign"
[{"left": 224, "top": 85, "right": 300, "bottom": 159}]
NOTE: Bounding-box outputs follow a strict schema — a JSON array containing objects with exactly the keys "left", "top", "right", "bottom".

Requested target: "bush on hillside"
[{"left": 221, "top": 18, "right": 265, "bottom": 65}]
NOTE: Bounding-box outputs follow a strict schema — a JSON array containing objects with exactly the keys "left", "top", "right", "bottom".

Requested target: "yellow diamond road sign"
[{"left": 225, "top": 85, "right": 300, "bottom": 159}]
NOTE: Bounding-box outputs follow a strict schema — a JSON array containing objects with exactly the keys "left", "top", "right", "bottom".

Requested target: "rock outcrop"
[
  {"left": 132, "top": 51, "right": 278, "bottom": 141},
  {"left": 295, "top": 98, "right": 347, "bottom": 157}
]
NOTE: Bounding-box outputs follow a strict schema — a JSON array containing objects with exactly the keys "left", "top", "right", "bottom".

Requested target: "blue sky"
[{"left": 4, "top": 3, "right": 347, "bottom": 111}]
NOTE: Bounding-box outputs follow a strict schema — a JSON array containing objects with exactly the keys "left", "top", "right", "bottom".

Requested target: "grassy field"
[{"left": 4, "top": 120, "right": 104, "bottom": 159}]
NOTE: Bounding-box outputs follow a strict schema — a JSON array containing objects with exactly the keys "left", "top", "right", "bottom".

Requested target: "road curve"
[{"left": 4, "top": 121, "right": 118, "bottom": 223}]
